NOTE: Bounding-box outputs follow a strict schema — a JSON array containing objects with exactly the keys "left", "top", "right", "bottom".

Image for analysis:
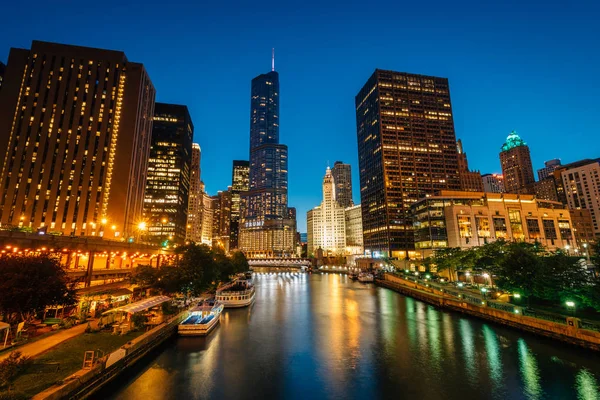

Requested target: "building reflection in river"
[{"left": 99, "top": 273, "right": 600, "bottom": 400}]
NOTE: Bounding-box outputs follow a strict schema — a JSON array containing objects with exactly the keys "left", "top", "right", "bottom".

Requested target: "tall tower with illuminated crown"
[
  {"left": 239, "top": 51, "right": 296, "bottom": 257},
  {"left": 499, "top": 131, "right": 535, "bottom": 194}
]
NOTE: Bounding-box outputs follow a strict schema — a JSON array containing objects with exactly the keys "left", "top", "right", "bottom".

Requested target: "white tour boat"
[
  {"left": 215, "top": 278, "right": 256, "bottom": 308},
  {"left": 358, "top": 273, "right": 374, "bottom": 283},
  {"left": 178, "top": 299, "right": 224, "bottom": 336}
]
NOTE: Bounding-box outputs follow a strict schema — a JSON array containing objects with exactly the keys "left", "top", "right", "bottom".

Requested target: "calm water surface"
[{"left": 100, "top": 273, "right": 600, "bottom": 400}]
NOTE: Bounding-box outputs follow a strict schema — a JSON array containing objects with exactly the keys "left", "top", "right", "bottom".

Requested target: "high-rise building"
[
  {"left": 559, "top": 159, "right": 600, "bottom": 237},
  {"left": 331, "top": 161, "right": 353, "bottom": 208},
  {"left": 200, "top": 185, "right": 213, "bottom": 246},
  {"left": 457, "top": 139, "right": 484, "bottom": 192},
  {"left": 239, "top": 59, "right": 296, "bottom": 257},
  {"left": 355, "top": 70, "right": 461, "bottom": 258},
  {"left": 186, "top": 143, "right": 203, "bottom": 242},
  {"left": 569, "top": 209, "right": 595, "bottom": 247},
  {"left": 0, "top": 61, "right": 5, "bottom": 92},
  {"left": 212, "top": 188, "right": 232, "bottom": 251},
  {"left": 143, "top": 103, "right": 193, "bottom": 244},
  {"left": 534, "top": 177, "right": 559, "bottom": 202},
  {"left": 499, "top": 131, "right": 535, "bottom": 194},
  {"left": 230, "top": 160, "right": 250, "bottom": 249},
  {"left": 0, "top": 41, "right": 155, "bottom": 238},
  {"left": 345, "top": 204, "right": 364, "bottom": 255},
  {"left": 306, "top": 167, "right": 347, "bottom": 256},
  {"left": 482, "top": 173, "right": 505, "bottom": 193},
  {"left": 538, "top": 159, "right": 561, "bottom": 181}
]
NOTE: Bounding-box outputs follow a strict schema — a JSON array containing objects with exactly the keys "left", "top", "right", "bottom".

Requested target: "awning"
[
  {"left": 102, "top": 295, "right": 171, "bottom": 315},
  {"left": 0, "top": 322, "right": 9, "bottom": 331}
]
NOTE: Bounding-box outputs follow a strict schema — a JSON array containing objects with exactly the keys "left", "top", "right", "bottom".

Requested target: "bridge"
[
  {"left": 0, "top": 231, "right": 175, "bottom": 287},
  {"left": 248, "top": 258, "right": 311, "bottom": 272}
]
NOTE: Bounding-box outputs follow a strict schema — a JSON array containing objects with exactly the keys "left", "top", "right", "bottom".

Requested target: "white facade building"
[
  {"left": 307, "top": 167, "right": 347, "bottom": 256},
  {"left": 560, "top": 159, "right": 600, "bottom": 237}
]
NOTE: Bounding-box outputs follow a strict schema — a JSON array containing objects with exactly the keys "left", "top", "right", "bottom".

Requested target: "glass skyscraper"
[{"left": 239, "top": 66, "right": 295, "bottom": 257}]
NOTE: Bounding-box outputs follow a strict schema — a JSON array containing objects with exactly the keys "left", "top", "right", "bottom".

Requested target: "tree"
[
  {"left": 230, "top": 251, "right": 249, "bottom": 276},
  {"left": 432, "top": 248, "right": 470, "bottom": 281},
  {"left": 0, "top": 254, "right": 77, "bottom": 323},
  {"left": 492, "top": 243, "right": 541, "bottom": 300},
  {"left": 535, "top": 253, "right": 600, "bottom": 310}
]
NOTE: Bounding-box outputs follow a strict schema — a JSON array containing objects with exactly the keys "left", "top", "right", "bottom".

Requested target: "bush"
[{"left": 0, "top": 351, "right": 31, "bottom": 389}]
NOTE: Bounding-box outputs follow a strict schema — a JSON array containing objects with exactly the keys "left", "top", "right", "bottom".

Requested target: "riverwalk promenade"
[{"left": 377, "top": 272, "right": 600, "bottom": 350}]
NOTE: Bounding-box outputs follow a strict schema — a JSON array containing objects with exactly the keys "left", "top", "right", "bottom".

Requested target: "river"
[{"left": 99, "top": 272, "right": 600, "bottom": 399}]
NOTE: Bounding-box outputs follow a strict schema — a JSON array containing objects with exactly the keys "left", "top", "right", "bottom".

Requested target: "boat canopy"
[{"left": 102, "top": 295, "right": 170, "bottom": 315}]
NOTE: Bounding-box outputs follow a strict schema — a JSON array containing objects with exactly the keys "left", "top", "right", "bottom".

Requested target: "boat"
[
  {"left": 358, "top": 273, "right": 374, "bottom": 283},
  {"left": 178, "top": 299, "right": 224, "bottom": 336},
  {"left": 215, "top": 278, "right": 256, "bottom": 308},
  {"left": 349, "top": 272, "right": 359, "bottom": 281}
]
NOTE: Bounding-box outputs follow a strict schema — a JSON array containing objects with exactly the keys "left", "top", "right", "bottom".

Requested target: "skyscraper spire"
[{"left": 271, "top": 48, "right": 275, "bottom": 71}]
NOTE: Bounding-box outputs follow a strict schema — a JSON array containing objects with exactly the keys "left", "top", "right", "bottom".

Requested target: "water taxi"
[
  {"left": 178, "top": 299, "right": 224, "bottom": 336},
  {"left": 358, "top": 273, "right": 374, "bottom": 283},
  {"left": 216, "top": 279, "right": 255, "bottom": 308}
]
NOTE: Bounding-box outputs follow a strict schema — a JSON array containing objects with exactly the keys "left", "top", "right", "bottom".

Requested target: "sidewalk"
[{"left": 0, "top": 320, "right": 96, "bottom": 361}]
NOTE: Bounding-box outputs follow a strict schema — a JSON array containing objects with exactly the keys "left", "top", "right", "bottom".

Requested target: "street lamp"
[
  {"left": 481, "top": 287, "right": 488, "bottom": 300},
  {"left": 565, "top": 244, "right": 570, "bottom": 256},
  {"left": 583, "top": 243, "right": 592, "bottom": 265},
  {"left": 566, "top": 300, "right": 576, "bottom": 316}
]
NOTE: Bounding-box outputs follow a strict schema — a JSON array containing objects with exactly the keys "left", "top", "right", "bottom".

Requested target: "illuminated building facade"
[
  {"left": 457, "top": 139, "right": 483, "bottom": 192},
  {"left": 332, "top": 161, "right": 353, "bottom": 208},
  {"left": 559, "top": 159, "right": 600, "bottom": 237},
  {"left": 0, "top": 41, "right": 155, "bottom": 238},
  {"left": 355, "top": 70, "right": 461, "bottom": 258},
  {"left": 499, "top": 131, "right": 535, "bottom": 194},
  {"left": 186, "top": 143, "right": 203, "bottom": 242},
  {"left": 307, "top": 167, "right": 347, "bottom": 256},
  {"left": 143, "top": 103, "right": 192, "bottom": 244},
  {"left": 239, "top": 63, "right": 296, "bottom": 257},
  {"left": 345, "top": 204, "right": 364, "bottom": 255},
  {"left": 230, "top": 160, "right": 249, "bottom": 249},
  {"left": 412, "top": 191, "right": 575, "bottom": 257},
  {"left": 212, "top": 188, "right": 232, "bottom": 251},
  {"left": 200, "top": 186, "right": 213, "bottom": 246},
  {"left": 482, "top": 173, "right": 505, "bottom": 193}
]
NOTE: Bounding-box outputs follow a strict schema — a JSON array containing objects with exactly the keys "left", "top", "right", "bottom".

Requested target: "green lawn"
[{"left": 2, "top": 331, "right": 142, "bottom": 398}]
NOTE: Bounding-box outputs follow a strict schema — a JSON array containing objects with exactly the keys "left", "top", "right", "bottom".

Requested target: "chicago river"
[{"left": 100, "top": 273, "right": 600, "bottom": 399}]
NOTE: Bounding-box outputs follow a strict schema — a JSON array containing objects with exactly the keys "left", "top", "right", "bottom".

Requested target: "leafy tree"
[
  {"left": 0, "top": 254, "right": 77, "bottom": 323},
  {"left": 432, "top": 247, "right": 472, "bottom": 281},
  {"left": 492, "top": 243, "right": 541, "bottom": 299},
  {"left": 535, "top": 253, "right": 599, "bottom": 310},
  {"left": 230, "top": 251, "right": 249, "bottom": 275}
]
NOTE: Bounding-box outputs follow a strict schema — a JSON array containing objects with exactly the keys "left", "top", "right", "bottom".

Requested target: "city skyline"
[{"left": 1, "top": 2, "right": 599, "bottom": 232}]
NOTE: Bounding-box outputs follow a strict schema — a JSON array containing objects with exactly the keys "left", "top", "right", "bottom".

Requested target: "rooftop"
[{"left": 501, "top": 130, "right": 527, "bottom": 152}]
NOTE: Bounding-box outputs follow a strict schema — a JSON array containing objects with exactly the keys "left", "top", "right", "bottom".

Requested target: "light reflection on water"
[{"left": 100, "top": 273, "right": 600, "bottom": 400}]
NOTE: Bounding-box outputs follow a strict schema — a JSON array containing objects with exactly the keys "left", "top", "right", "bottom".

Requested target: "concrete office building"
[{"left": 0, "top": 41, "right": 155, "bottom": 239}]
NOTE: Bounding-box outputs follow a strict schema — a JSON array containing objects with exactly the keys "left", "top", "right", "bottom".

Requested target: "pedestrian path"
[{"left": 0, "top": 320, "right": 96, "bottom": 361}]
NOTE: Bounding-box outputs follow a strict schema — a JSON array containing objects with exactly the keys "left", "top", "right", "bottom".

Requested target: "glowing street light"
[
  {"left": 513, "top": 293, "right": 521, "bottom": 299},
  {"left": 566, "top": 300, "right": 575, "bottom": 307}
]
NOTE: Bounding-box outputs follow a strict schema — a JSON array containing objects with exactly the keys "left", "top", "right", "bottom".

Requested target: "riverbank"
[
  {"left": 377, "top": 273, "right": 600, "bottom": 351},
  {"left": 33, "top": 310, "right": 188, "bottom": 400}
]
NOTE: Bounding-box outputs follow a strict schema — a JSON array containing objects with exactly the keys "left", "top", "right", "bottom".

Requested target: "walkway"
[{"left": 0, "top": 320, "right": 96, "bottom": 361}]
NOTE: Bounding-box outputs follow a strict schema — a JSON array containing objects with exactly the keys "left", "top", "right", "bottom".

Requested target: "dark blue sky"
[{"left": 1, "top": 1, "right": 599, "bottom": 232}]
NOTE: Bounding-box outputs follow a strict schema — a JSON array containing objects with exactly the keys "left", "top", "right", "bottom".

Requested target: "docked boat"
[
  {"left": 349, "top": 272, "right": 359, "bottom": 281},
  {"left": 358, "top": 273, "right": 374, "bottom": 283},
  {"left": 215, "top": 279, "right": 256, "bottom": 308},
  {"left": 178, "top": 299, "right": 224, "bottom": 336}
]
